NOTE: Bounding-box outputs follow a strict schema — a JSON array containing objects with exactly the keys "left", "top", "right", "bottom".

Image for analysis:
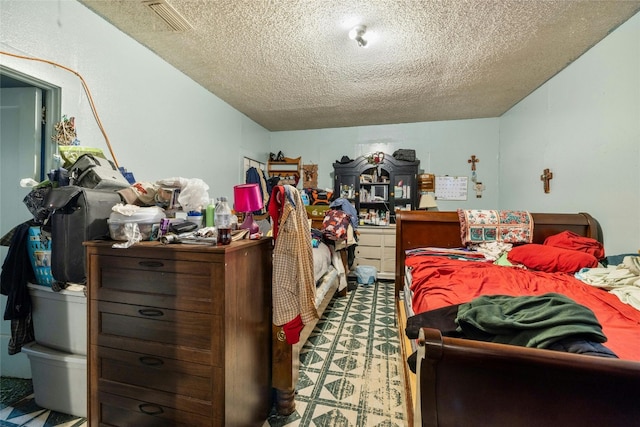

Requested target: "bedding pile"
[{"left": 576, "top": 255, "right": 640, "bottom": 310}]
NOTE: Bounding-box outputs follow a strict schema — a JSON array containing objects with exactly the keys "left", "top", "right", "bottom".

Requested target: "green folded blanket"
[{"left": 456, "top": 293, "right": 606, "bottom": 348}]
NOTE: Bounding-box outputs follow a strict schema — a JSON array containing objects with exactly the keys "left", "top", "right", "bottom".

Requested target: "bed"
[
  {"left": 271, "top": 234, "right": 350, "bottom": 415},
  {"left": 394, "top": 210, "right": 640, "bottom": 427}
]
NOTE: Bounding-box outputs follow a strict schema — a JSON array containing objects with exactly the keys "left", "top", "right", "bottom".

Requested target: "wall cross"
[
  {"left": 468, "top": 155, "right": 479, "bottom": 171},
  {"left": 540, "top": 168, "right": 553, "bottom": 193}
]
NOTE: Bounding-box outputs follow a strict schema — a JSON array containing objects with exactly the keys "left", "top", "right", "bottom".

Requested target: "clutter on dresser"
[
  {"left": 14, "top": 164, "right": 269, "bottom": 293},
  {"left": 108, "top": 204, "right": 166, "bottom": 242},
  {"left": 67, "top": 153, "right": 130, "bottom": 190}
]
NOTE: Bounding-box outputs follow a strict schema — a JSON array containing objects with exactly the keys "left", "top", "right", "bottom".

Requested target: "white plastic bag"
[{"left": 156, "top": 177, "right": 210, "bottom": 213}]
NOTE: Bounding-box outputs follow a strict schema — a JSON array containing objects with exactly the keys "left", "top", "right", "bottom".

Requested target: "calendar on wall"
[{"left": 435, "top": 176, "right": 468, "bottom": 201}]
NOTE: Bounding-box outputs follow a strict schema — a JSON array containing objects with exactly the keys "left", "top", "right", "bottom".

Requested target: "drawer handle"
[
  {"left": 139, "top": 356, "right": 164, "bottom": 367},
  {"left": 138, "top": 309, "right": 164, "bottom": 317},
  {"left": 138, "top": 260, "right": 164, "bottom": 268},
  {"left": 138, "top": 403, "right": 164, "bottom": 416}
]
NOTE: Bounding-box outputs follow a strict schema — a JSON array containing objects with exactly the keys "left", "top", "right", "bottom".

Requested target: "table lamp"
[
  {"left": 419, "top": 193, "right": 438, "bottom": 210},
  {"left": 233, "top": 183, "right": 264, "bottom": 234}
]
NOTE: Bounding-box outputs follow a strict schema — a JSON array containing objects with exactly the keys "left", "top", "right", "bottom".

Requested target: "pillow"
[
  {"left": 543, "top": 230, "right": 605, "bottom": 260},
  {"left": 507, "top": 244, "right": 598, "bottom": 274},
  {"left": 458, "top": 209, "right": 533, "bottom": 246}
]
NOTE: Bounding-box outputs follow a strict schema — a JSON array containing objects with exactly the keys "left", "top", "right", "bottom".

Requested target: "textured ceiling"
[{"left": 78, "top": 0, "right": 640, "bottom": 131}]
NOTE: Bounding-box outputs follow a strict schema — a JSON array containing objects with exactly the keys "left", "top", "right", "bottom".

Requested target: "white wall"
[
  {"left": 500, "top": 12, "right": 640, "bottom": 254},
  {"left": 0, "top": 0, "right": 269, "bottom": 377},
  {"left": 0, "top": 0, "right": 270, "bottom": 198},
  {"left": 270, "top": 118, "right": 501, "bottom": 211}
]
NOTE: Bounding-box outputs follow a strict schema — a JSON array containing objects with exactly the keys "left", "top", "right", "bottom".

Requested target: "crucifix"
[
  {"left": 468, "top": 155, "right": 480, "bottom": 183},
  {"left": 540, "top": 168, "right": 553, "bottom": 193},
  {"left": 468, "top": 155, "right": 479, "bottom": 171}
]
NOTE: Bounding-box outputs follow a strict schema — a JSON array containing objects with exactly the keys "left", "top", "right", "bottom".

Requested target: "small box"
[
  {"left": 21, "top": 342, "right": 87, "bottom": 418},
  {"left": 28, "top": 284, "right": 86, "bottom": 355}
]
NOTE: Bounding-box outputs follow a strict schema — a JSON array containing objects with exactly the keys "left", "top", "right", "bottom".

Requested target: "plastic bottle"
[
  {"left": 205, "top": 199, "right": 215, "bottom": 227},
  {"left": 215, "top": 196, "right": 232, "bottom": 245}
]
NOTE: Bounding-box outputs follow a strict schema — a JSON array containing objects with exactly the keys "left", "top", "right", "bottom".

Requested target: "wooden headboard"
[{"left": 394, "top": 211, "right": 599, "bottom": 294}]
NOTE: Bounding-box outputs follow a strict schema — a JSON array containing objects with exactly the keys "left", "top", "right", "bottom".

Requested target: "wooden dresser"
[
  {"left": 85, "top": 239, "right": 273, "bottom": 427},
  {"left": 353, "top": 225, "right": 396, "bottom": 280}
]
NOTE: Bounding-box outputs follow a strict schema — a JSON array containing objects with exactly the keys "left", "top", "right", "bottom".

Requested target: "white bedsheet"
[{"left": 313, "top": 241, "right": 332, "bottom": 283}]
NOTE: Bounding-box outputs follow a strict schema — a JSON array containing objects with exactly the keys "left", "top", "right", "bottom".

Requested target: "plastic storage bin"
[
  {"left": 27, "top": 226, "right": 54, "bottom": 286},
  {"left": 28, "top": 284, "right": 86, "bottom": 355},
  {"left": 355, "top": 265, "right": 377, "bottom": 285},
  {"left": 21, "top": 342, "right": 87, "bottom": 417},
  {"left": 108, "top": 206, "right": 165, "bottom": 241}
]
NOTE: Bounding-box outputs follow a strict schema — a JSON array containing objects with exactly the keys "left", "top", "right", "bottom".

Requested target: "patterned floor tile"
[{"left": 268, "top": 281, "right": 407, "bottom": 427}]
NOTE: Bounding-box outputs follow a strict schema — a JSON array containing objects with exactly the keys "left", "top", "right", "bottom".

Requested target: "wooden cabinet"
[
  {"left": 333, "top": 154, "right": 419, "bottom": 224},
  {"left": 85, "top": 239, "right": 273, "bottom": 427},
  {"left": 353, "top": 226, "right": 396, "bottom": 280}
]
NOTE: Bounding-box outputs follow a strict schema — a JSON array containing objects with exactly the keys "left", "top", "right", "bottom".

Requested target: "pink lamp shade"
[{"left": 233, "top": 184, "right": 264, "bottom": 234}]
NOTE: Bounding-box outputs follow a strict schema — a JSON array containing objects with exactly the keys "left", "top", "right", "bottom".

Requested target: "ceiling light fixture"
[{"left": 348, "top": 25, "right": 368, "bottom": 48}]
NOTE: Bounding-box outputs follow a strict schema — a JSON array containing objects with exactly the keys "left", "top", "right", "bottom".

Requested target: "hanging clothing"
[
  {"left": 1, "top": 221, "right": 36, "bottom": 354},
  {"left": 1, "top": 222, "right": 35, "bottom": 320},
  {"left": 245, "top": 166, "right": 270, "bottom": 215},
  {"left": 269, "top": 185, "right": 318, "bottom": 342}
]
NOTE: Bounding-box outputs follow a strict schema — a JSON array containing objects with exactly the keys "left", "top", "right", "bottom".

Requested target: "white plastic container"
[
  {"left": 108, "top": 206, "right": 166, "bottom": 241},
  {"left": 28, "top": 284, "right": 86, "bottom": 355},
  {"left": 21, "top": 342, "right": 87, "bottom": 417}
]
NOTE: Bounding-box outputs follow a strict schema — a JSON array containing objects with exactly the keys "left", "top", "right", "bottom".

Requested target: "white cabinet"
[{"left": 353, "top": 226, "right": 396, "bottom": 280}]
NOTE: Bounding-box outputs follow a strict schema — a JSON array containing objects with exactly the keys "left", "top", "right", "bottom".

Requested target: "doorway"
[{"left": 0, "top": 66, "right": 60, "bottom": 378}]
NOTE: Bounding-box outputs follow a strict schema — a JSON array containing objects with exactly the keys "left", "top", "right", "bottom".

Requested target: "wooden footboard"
[
  {"left": 416, "top": 327, "right": 640, "bottom": 427},
  {"left": 272, "top": 248, "right": 349, "bottom": 415}
]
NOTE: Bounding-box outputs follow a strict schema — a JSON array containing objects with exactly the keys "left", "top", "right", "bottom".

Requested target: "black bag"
[
  {"left": 68, "top": 153, "right": 130, "bottom": 190},
  {"left": 45, "top": 186, "right": 121, "bottom": 284},
  {"left": 392, "top": 149, "right": 416, "bottom": 162},
  {"left": 23, "top": 185, "right": 52, "bottom": 224}
]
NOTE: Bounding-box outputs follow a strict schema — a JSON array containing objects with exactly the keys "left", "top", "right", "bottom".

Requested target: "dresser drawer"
[
  {"left": 96, "top": 301, "right": 215, "bottom": 351},
  {"left": 98, "top": 389, "right": 218, "bottom": 427},
  {"left": 383, "top": 233, "right": 396, "bottom": 248},
  {"left": 97, "top": 346, "right": 216, "bottom": 401},
  {"left": 382, "top": 258, "right": 396, "bottom": 275},
  {"left": 357, "top": 232, "right": 382, "bottom": 246},
  {"left": 94, "top": 255, "right": 218, "bottom": 315},
  {"left": 355, "top": 246, "right": 380, "bottom": 259}
]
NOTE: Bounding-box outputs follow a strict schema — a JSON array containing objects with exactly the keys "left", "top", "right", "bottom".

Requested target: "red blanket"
[{"left": 406, "top": 256, "right": 640, "bottom": 361}]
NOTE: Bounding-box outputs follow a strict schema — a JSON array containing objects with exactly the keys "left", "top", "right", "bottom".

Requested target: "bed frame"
[
  {"left": 271, "top": 249, "right": 348, "bottom": 415},
  {"left": 394, "top": 210, "right": 640, "bottom": 426}
]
